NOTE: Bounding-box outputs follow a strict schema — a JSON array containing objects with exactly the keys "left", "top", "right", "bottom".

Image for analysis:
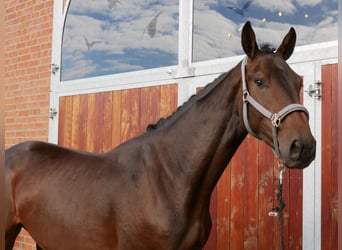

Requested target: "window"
[
  {"left": 61, "top": 0, "right": 338, "bottom": 81},
  {"left": 61, "top": 0, "right": 179, "bottom": 81},
  {"left": 193, "top": 0, "right": 338, "bottom": 62}
]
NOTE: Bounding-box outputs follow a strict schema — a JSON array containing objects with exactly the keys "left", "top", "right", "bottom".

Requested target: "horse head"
[{"left": 240, "top": 21, "right": 316, "bottom": 169}]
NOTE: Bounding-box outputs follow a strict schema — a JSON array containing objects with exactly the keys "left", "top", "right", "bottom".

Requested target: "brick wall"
[
  {"left": 5, "top": 0, "right": 53, "bottom": 148},
  {"left": 5, "top": 0, "right": 54, "bottom": 249}
]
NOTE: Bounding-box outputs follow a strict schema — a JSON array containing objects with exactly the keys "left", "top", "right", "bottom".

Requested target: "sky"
[{"left": 61, "top": 0, "right": 338, "bottom": 81}]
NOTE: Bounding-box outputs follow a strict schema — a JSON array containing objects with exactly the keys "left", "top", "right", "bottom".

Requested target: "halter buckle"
[
  {"left": 271, "top": 113, "right": 281, "bottom": 128},
  {"left": 243, "top": 90, "right": 249, "bottom": 102}
]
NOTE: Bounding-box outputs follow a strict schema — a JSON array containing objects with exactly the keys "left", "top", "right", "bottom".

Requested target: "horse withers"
[{"left": 5, "top": 22, "right": 315, "bottom": 250}]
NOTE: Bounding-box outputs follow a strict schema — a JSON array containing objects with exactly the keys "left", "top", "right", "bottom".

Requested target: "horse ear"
[
  {"left": 276, "top": 27, "right": 296, "bottom": 60},
  {"left": 241, "top": 21, "right": 259, "bottom": 59}
]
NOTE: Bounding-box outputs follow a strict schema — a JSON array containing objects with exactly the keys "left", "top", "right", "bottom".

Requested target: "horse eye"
[{"left": 254, "top": 79, "right": 264, "bottom": 87}]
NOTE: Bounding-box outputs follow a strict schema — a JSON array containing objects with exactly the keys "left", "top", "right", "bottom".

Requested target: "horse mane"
[{"left": 146, "top": 72, "right": 230, "bottom": 132}]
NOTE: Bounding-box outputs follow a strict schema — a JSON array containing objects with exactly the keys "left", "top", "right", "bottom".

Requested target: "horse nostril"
[{"left": 289, "top": 140, "right": 303, "bottom": 161}]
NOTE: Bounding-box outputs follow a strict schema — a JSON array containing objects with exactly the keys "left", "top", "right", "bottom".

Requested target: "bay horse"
[{"left": 5, "top": 22, "right": 316, "bottom": 250}]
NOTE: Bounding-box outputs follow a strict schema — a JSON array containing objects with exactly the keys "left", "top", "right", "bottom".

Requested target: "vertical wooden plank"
[
  {"left": 86, "top": 93, "right": 96, "bottom": 152},
  {"left": 112, "top": 90, "right": 122, "bottom": 147},
  {"left": 160, "top": 84, "right": 172, "bottom": 118},
  {"left": 230, "top": 141, "right": 246, "bottom": 249},
  {"left": 288, "top": 169, "right": 303, "bottom": 249},
  {"left": 258, "top": 143, "right": 275, "bottom": 249},
  {"left": 121, "top": 88, "right": 141, "bottom": 142},
  {"left": 151, "top": 86, "right": 161, "bottom": 124},
  {"left": 216, "top": 163, "right": 231, "bottom": 250},
  {"left": 140, "top": 86, "right": 160, "bottom": 132},
  {"left": 170, "top": 84, "right": 178, "bottom": 115},
  {"left": 244, "top": 135, "right": 259, "bottom": 249},
  {"left": 58, "top": 96, "right": 66, "bottom": 146},
  {"left": 321, "top": 64, "right": 332, "bottom": 250},
  {"left": 79, "top": 94, "right": 88, "bottom": 151},
  {"left": 102, "top": 91, "right": 113, "bottom": 152},
  {"left": 330, "top": 64, "right": 338, "bottom": 250},
  {"left": 71, "top": 95, "right": 80, "bottom": 150},
  {"left": 63, "top": 96, "right": 73, "bottom": 148},
  {"left": 140, "top": 87, "right": 150, "bottom": 133},
  {"left": 160, "top": 83, "right": 178, "bottom": 118},
  {"left": 94, "top": 92, "right": 104, "bottom": 153}
]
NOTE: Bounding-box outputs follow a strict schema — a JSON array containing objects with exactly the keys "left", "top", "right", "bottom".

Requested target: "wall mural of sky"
[{"left": 61, "top": 0, "right": 338, "bottom": 81}]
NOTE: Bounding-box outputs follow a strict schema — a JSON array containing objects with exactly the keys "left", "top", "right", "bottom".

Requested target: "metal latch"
[{"left": 305, "top": 81, "right": 321, "bottom": 100}]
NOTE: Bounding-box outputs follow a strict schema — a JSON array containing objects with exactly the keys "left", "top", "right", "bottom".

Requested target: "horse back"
[{"left": 5, "top": 141, "right": 116, "bottom": 200}]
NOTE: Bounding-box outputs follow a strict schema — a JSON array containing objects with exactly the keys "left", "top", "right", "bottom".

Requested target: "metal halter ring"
[
  {"left": 271, "top": 113, "right": 281, "bottom": 128},
  {"left": 243, "top": 90, "right": 249, "bottom": 102}
]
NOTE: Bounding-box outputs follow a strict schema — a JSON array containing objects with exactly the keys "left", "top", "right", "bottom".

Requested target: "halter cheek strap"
[{"left": 241, "top": 57, "right": 309, "bottom": 158}]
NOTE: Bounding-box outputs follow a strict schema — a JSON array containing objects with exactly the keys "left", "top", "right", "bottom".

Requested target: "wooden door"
[{"left": 58, "top": 84, "right": 178, "bottom": 152}]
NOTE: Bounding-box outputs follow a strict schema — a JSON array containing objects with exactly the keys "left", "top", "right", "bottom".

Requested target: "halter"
[{"left": 241, "top": 57, "right": 309, "bottom": 158}]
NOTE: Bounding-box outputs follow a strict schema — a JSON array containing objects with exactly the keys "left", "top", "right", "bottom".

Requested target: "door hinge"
[
  {"left": 49, "top": 108, "right": 58, "bottom": 119},
  {"left": 305, "top": 81, "right": 321, "bottom": 100},
  {"left": 51, "top": 63, "right": 60, "bottom": 75}
]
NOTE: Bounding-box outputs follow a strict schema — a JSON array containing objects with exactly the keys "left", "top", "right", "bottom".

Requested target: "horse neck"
[{"left": 152, "top": 63, "right": 247, "bottom": 203}]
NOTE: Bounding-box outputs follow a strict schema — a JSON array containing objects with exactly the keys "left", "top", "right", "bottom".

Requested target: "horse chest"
[
  {"left": 118, "top": 217, "right": 209, "bottom": 250},
  {"left": 119, "top": 203, "right": 210, "bottom": 249},
  {"left": 113, "top": 168, "right": 213, "bottom": 249}
]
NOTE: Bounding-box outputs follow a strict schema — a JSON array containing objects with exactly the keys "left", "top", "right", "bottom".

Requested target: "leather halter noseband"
[{"left": 241, "top": 57, "right": 309, "bottom": 158}]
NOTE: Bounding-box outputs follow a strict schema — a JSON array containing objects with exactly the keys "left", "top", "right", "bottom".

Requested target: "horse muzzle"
[{"left": 283, "top": 136, "right": 316, "bottom": 169}]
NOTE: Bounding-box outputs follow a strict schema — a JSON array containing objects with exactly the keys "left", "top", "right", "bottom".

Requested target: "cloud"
[
  {"left": 254, "top": 0, "right": 297, "bottom": 14},
  {"left": 193, "top": 10, "right": 242, "bottom": 61},
  {"left": 104, "top": 60, "right": 144, "bottom": 72},
  {"left": 61, "top": 57, "right": 97, "bottom": 80},
  {"left": 296, "top": 0, "right": 322, "bottom": 7}
]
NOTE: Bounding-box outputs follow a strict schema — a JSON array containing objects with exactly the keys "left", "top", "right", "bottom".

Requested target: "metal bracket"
[
  {"left": 268, "top": 211, "right": 279, "bottom": 217},
  {"left": 49, "top": 108, "right": 58, "bottom": 119},
  {"left": 305, "top": 81, "right": 322, "bottom": 100},
  {"left": 51, "top": 64, "right": 60, "bottom": 75}
]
